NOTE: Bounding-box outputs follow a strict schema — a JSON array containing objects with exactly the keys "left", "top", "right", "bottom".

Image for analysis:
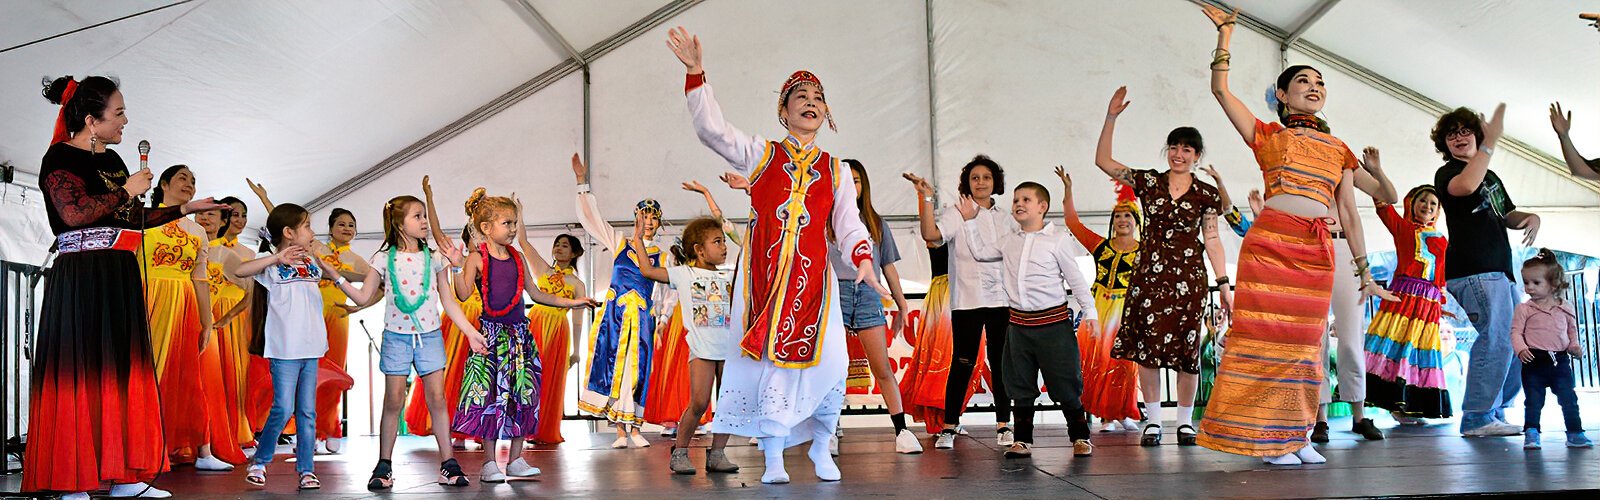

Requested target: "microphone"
[{"left": 135, "top": 140, "right": 151, "bottom": 202}]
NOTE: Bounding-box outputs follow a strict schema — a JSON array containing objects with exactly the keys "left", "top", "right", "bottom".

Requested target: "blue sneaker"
[
  {"left": 1566, "top": 432, "right": 1593, "bottom": 448},
  {"left": 1524, "top": 429, "right": 1541, "bottom": 449}
]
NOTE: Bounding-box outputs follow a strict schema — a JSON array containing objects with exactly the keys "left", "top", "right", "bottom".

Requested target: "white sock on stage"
[
  {"left": 760, "top": 437, "right": 789, "bottom": 484},
  {"left": 1177, "top": 407, "right": 1195, "bottom": 428},
  {"left": 1145, "top": 402, "right": 1163, "bottom": 425}
]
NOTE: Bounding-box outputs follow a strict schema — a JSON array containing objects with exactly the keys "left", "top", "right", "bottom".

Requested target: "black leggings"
[{"left": 944, "top": 307, "right": 1011, "bottom": 424}]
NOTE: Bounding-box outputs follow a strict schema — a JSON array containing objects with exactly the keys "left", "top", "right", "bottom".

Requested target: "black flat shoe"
[
  {"left": 1176, "top": 425, "right": 1198, "bottom": 446},
  {"left": 1352, "top": 418, "right": 1385, "bottom": 440},
  {"left": 1310, "top": 421, "right": 1330, "bottom": 443},
  {"left": 1141, "top": 425, "right": 1162, "bottom": 447}
]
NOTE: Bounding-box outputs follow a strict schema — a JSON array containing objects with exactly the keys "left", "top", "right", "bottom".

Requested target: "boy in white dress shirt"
[{"left": 961, "top": 181, "right": 1098, "bottom": 459}]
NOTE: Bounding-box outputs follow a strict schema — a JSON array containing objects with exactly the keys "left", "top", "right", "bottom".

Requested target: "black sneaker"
[
  {"left": 1310, "top": 421, "right": 1330, "bottom": 443},
  {"left": 367, "top": 461, "right": 394, "bottom": 490},
  {"left": 438, "top": 458, "right": 469, "bottom": 486},
  {"left": 1352, "top": 418, "right": 1385, "bottom": 440}
]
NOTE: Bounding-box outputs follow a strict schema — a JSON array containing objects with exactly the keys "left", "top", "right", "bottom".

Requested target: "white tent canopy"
[{"left": 4, "top": 0, "right": 1599, "bottom": 283}]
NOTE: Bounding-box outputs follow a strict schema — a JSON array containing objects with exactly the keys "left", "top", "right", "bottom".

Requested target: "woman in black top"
[{"left": 26, "top": 76, "right": 224, "bottom": 499}]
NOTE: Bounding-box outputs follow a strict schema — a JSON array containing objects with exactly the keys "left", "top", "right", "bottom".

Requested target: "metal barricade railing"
[{"left": 1, "top": 261, "right": 42, "bottom": 474}]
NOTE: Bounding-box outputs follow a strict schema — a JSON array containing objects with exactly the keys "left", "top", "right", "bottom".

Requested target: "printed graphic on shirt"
[
  {"left": 687, "top": 271, "right": 732, "bottom": 328},
  {"left": 1473, "top": 175, "right": 1512, "bottom": 220},
  {"left": 274, "top": 261, "right": 322, "bottom": 283}
]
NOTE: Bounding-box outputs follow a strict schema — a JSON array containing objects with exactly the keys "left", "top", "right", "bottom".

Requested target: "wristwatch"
[{"left": 922, "top": 196, "right": 935, "bottom": 204}]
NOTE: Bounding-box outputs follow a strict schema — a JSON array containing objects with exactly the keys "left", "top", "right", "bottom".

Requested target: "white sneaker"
[
  {"left": 326, "top": 437, "right": 343, "bottom": 454},
  {"left": 934, "top": 430, "right": 957, "bottom": 449},
  {"left": 1293, "top": 445, "right": 1326, "bottom": 464},
  {"left": 481, "top": 461, "right": 507, "bottom": 483},
  {"left": 629, "top": 432, "right": 651, "bottom": 448},
  {"left": 955, "top": 425, "right": 969, "bottom": 436},
  {"left": 506, "top": 457, "right": 542, "bottom": 477},
  {"left": 1120, "top": 418, "right": 1139, "bottom": 431},
  {"left": 895, "top": 429, "right": 923, "bottom": 454},
  {"left": 194, "top": 454, "right": 235, "bottom": 471},
  {"left": 997, "top": 428, "right": 1015, "bottom": 446},
  {"left": 1465, "top": 422, "right": 1522, "bottom": 437},
  {"left": 315, "top": 439, "right": 330, "bottom": 455},
  {"left": 1262, "top": 453, "right": 1302, "bottom": 466},
  {"left": 611, "top": 436, "right": 629, "bottom": 449},
  {"left": 660, "top": 427, "right": 677, "bottom": 438},
  {"left": 109, "top": 482, "right": 172, "bottom": 498},
  {"left": 1100, "top": 420, "right": 1121, "bottom": 432}
]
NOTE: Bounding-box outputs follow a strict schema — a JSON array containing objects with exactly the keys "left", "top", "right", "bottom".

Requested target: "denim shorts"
[
  {"left": 380, "top": 329, "right": 447, "bottom": 376},
  {"left": 838, "top": 279, "right": 887, "bottom": 330}
]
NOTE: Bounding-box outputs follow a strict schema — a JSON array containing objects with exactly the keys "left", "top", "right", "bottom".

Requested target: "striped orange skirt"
[
  {"left": 529, "top": 304, "right": 573, "bottom": 444},
  {"left": 1197, "top": 209, "right": 1334, "bottom": 457}
]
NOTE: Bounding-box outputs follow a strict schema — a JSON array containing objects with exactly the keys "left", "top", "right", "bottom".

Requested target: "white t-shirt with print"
[
  {"left": 368, "top": 248, "right": 448, "bottom": 334},
  {"left": 666, "top": 266, "right": 737, "bottom": 361},
  {"left": 254, "top": 255, "right": 330, "bottom": 360}
]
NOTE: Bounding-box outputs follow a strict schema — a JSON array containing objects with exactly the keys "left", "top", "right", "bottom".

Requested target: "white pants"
[{"left": 1320, "top": 241, "right": 1366, "bottom": 404}]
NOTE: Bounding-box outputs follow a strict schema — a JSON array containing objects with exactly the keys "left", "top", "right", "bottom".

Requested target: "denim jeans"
[
  {"left": 252, "top": 358, "right": 318, "bottom": 474},
  {"left": 1447, "top": 272, "right": 1522, "bottom": 432},
  {"left": 1522, "top": 351, "right": 1582, "bottom": 433}
]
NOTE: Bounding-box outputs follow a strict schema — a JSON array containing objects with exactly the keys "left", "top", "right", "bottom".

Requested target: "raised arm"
[
  {"left": 246, "top": 178, "right": 275, "bottom": 213},
  {"left": 1446, "top": 103, "right": 1506, "bottom": 197},
  {"left": 1200, "top": 165, "right": 1234, "bottom": 209},
  {"left": 1202, "top": 4, "right": 1258, "bottom": 143},
  {"left": 1550, "top": 102, "right": 1600, "bottom": 181},
  {"left": 671, "top": 27, "right": 766, "bottom": 174},
  {"left": 1096, "top": 87, "right": 1137, "bottom": 185},
  {"left": 1353, "top": 147, "right": 1399, "bottom": 205},
  {"left": 572, "top": 154, "right": 624, "bottom": 253},
  {"left": 903, "top": 173, "right": 944, "bottom": 243},
  {"left": 422, "top": 176, "right": 464, "bottom": 269},
  {"left": 715, "top": 172, "right": 751, "bottom": 246},
  {"left": 510, "top": 193, "right": 553, "bottom": 277},
  {"left": 1055, "top": 167, "right": 1104, "bottom": 249}
]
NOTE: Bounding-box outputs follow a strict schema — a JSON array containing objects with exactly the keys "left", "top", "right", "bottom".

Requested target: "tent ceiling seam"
[{"left": 304, "top": 0, "right": 705, "bottom": 212}]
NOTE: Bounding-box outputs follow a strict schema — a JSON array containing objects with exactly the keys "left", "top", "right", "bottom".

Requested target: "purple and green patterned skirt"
[{"left": 452, "top": 318, "right": 542, "bottom": 440}]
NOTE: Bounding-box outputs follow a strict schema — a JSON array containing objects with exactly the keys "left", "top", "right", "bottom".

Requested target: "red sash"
[{"left": 738, "top": 139, "right": 838, "bottom": 368}]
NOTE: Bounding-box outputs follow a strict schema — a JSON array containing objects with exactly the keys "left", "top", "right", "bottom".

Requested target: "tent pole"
[{"left": 925, "top": 0, "right": 941, "bottom": 197}]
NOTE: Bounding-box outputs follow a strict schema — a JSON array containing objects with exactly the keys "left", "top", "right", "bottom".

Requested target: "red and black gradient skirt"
[{"left": 24, "top": 249, "right": 168, "bottom": 493}]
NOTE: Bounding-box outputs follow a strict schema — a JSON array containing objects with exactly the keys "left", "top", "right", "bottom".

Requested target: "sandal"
[
  {"left": 368, "top": 460, "right": 395, "bottom": 490},
  {"left": 298, "top": 473, "right": 321, "bottom": 490},
  {"left": 245, "top": 465, "right": 266, "bottom": 486},
  {"left": 1176, "top": 424, "right": 1198, "bottom": 446},
  {"left": 1140, "top": 424, "right": 1162, "bottom": 447}
]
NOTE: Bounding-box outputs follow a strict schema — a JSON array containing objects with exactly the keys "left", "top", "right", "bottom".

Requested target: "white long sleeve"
[
  {"left": 687, "top": 82, "right": 767, "bottom": 174},
  {"left": 829, "top": 159, "right": 874, "bottom": 269},
  {"left": 574, "top": 186, "right": 623, "bottom": 254}
]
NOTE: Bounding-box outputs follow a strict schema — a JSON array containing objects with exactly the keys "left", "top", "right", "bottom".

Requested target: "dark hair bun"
[{"left": 42, "top": 76, "right": 74, "bottom": 104}]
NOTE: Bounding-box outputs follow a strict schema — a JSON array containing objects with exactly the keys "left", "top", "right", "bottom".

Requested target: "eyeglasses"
[{"left": 1446, "top": 128, "right": 1475, "bottom": 140}]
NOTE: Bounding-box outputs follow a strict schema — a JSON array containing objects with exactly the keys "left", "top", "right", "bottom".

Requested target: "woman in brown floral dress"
[{"left": 1094, "top": 86, "right": 1233, "bottom": 448}]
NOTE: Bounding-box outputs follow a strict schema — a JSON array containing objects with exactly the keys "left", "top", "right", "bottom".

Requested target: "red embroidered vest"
[{"left": 738, "top": 139, "right": 839, "bottom": 368}]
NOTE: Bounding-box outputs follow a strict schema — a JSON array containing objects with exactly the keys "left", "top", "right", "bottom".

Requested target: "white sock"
[
  {"left": 1145, "top": 402, "right": 1163, "bottom": 425},
  {"left": 1177, "top": 407, "right": 1194, "bottom": 428}
]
